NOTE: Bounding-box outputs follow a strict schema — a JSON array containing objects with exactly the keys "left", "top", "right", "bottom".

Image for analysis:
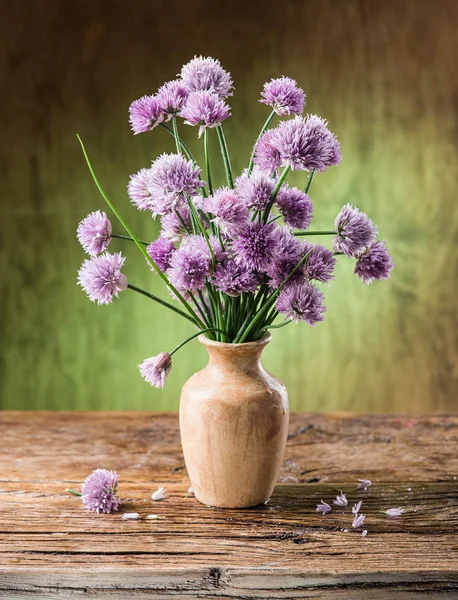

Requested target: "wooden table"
[{"left": 1, "top": 412, "right": 457, "bottom": 598}]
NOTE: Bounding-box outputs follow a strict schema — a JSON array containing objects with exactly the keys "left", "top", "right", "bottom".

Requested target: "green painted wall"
[{"left": 1, "top": 0, "right": 457, "bottom": 412}]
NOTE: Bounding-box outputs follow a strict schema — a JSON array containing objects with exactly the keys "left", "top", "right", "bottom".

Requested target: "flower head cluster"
[
  {"left": 139, "top": 352, "right": 172, "bottom": 388},
  {"left": 81, "top": 469, "right": 121, "bottom": 514},
  {"left": 275, "top": 186, "right": 313, "bottom": 230},
  {"left": 303, "top": 243, "right": 336, "bottom": 284},
  {"left": 129, "top": 95, "right": 163, "bottom": 134},
  {"left": 127, "top": 168, "right": 153, "bottom": 210},
  {"left": 232, "top": 221, "right": 279, "bottom": 271},
  {"left": 333, "top": 204, "right": 378, "bottom": 257},
  {"left": 260, "top": 76, "right": 306, "bottom": 116},
  {"left": 180, "top": 91, "right": 231, "bottom": 136},
  {"left": 167, "top": 237, "right": 214, "bottom": 293},
  {"left": 147, "top": 238, "right": 176, "bottom": 272},
  {"left": 276, "top": 281, "right": 325, "bottom": 325},
  {"left": 235, "top": 168, "right": 276, "bottom": 211},
  {"left": 77, "top": 211, "right": 112, "bottom": 256},
  {"left": 204, "top": 187, "right": 248, "bottom": 234},
  {"left": 213, "top": 259, "right": 259, "bottom": 296},
  {"left": 78, "top": 252, "right": 127, "bottom": 305},
  {"left": 355, "top": 241, "right": 393, "bottom": 284},
  {"left": 180, "top": 56, "right": 233, "bottom": 97},
  {"left": 253, "top": 129, "right": 282, "bottom": 175},
  {"left": 156, "top": 80, "right": 189, "bottom": 119}
]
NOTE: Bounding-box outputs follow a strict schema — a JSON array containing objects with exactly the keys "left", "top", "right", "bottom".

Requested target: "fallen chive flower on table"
[{"left": 76, "top": 55, "right": 393, "bottom": 388}]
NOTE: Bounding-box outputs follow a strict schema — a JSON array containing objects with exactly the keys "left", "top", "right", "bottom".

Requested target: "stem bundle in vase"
[{"left": 76, "top": 56, "right": 393, "bottom": 389}]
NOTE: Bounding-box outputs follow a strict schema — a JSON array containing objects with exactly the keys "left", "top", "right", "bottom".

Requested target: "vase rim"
[{"left": 198, "top": 332, "right": 272, "bottom": 349}]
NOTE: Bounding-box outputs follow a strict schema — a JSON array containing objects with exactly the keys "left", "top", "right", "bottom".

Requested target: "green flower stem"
[
  {"left": 264, "top": 318, "right": 292, "bottom": 331},
  {"left": 66, "top": 488, "right": 82, "bottom": 497},
  {"left": 267, "top": 214, "right": 282, "bottom": 225},
  {"left": 160, "top": 123, "right": 195, "bottom": 162},
  {"left": 293, "top": 230, "right": 335, "bottom": 236},
  {"left": 263, "top": 165, "right": 291, "bottom": 223},
  {"left": 235, "top": 248, "right": 312, "bottom": 343},
  {"left": 170, "top": 327, "right": 227, "bottom": 357},
  {"left": 216, "top": 124, "right": 234, "bottom": 188},
  {"left": 77, "top": 135, "right": 206, "bottom": 330},
  {"left": 186, "top": 197, "right": 216, "bottom": 270},
  {"left": 305, "top": 169, "right": 315, "bottom": 194},
  {"left": 248, "top": 110, "right": 276, "bottom": 175},
  {"left": 172, "top": 118, "right": 182, "bottom": 155},
  {"left": 111, "top": 233, "right": 149, "bottom": 246},
  {"left": 127, "top": 284, "right": 196, "bottom": 324},
  {"left": 204, "top": 128, "right": 213, "bottom": 195}
]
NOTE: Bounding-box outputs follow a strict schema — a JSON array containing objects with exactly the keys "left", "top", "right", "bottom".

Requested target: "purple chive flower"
[
  {"left": 139, "top": 352, "right": 172, "bottom": 389},
  {"left": 352, "top": 501, "right": 363, "bottom": 515},
  {"left": 232, "top": 221, "right": 279, "bottom": 271},
  {"left": 77, "top": 211, "right": 112, "bottom": 256},
  {"left": 180, "top": 56, "right": 233, "bottom": 98},
  {"left": 266, "top": 228, "right": 304, "bottom": 287},
  {"left": 129, "top": 95, "right": 163, "bottom": 134},
  {"left": 168, "top": 243, "right": 212, "bottom": 292},
  {"left": 333, "top": 492, "right": 348, "bottom": 507},
  {"left": 147, "top": 238, "right": 176, "bottom": 271},
  {"left": 213, "top": 259, "right": 259, "bottom": 296},
  {"left": 204, "top": 188, "right": 248, "bottom": 234},
  {"left": 81, "top": 469, "right": 121, "bottom": 514},
  {"left": 333, "top": 204, "right": 378, "bottom": 257},
  {"left": 303, "top": 243, "right": 336, "bottom": 284},
  {"left": 180, "top": 91, "right": 231, "bottom": 137},
  {"left": 260, "top": 76, "right": 306, "bottom": 116},
  {"left": 185, "top": 234, "right": 227, "bottom": 263},
  {"left": 355, "top": 241, "right": 394, "bottom": 284},
  {"left": 78, "top": 252, "right": 127, "bottom": 305},
  {"left": 275, "top": 280, "right": 326, "bottom": 325},
  {"left": 358, "top": 479, "right": 372, "bottom": 491},
  {"left": 156, "top": 80, "right": 188, "bottom": 120},
  {"left": 270, "top": 115, "right": 342, "bottom": 172},
  {"left": 160, "top": 206, "right": 192, "bottom": 240},
  {"left": 384, "top": 507, "right": 404, "bottom": 517},
  {"left": 352, "top": 513, "right": 366, "bottom": 529},
  {"left": 235, "top": 167, "right": 276, "bottom": 211},
  {"left": 127, "top": 168, "right": 153, "bottom": 211},
  {"left": 316, "top": 500, "right": 332, "bottom": 514},
  {"left": 253, "top": 129, "right": 282, "bottom": 175},
  {"left": 275, "top": 186, "right": 314, "bottom": 230},
  {"left": 148, "top": 154, "right": 204, "bottom": 215}
]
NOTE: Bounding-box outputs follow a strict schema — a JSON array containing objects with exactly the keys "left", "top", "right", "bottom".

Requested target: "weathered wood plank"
[{"left": 1, "top": 412, "right": 458, "bottom": 598}]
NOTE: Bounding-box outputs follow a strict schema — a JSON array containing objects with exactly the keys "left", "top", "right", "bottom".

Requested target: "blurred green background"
[{"left": 1, "top": 0, "right": 457, "bottom": 412}]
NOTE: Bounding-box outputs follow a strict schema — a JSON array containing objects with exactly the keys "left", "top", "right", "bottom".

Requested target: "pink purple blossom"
[
  {"left": 260, "top": 76, "right": 306, "bottom": 116},
  {"left": 232, "top": 221, "right": 279, "bottom": 271},
  {"left": 253, "top": 129, "right": 282, "bottom": 175},
  {"left": 160, "top": 207, "right": 192, "bottom": 240},
  {"left": 275, "top": 280, "right": 325, "bottom": 325},
  {"left": 266, "top": 228, "right": 304, "bottom": 287},
  {"left": 352, "top": 501, "right": 363, "bottom": 515},
  {"left": 235, "top": 167, "right": 276, "bottom": 211},
  {"left": 213, "top": 259, "right": 259, "bottom": 296},
  {"left": 384, "top": 507, "right": 403, "bottom": 517},
  {"left": 358, "top": 479, "right": 372, "bottom": 491},
  {"left": 156, "top": 80, "right": 188, "bottom": 119},
  {"left": 127, "top": 168, "right": 153, "bottom": 211},
  {"left": 77, "top": 211, "right": 112, "bottom": 256},
  {"left": 168, "top": 244, "right": 211, "bottom": 292},
  {"left": 185, "top": 234, "right": 227, "bottom": 264},
  {"left": 180, "top": 91, "right": 231, "bottom": 136},
  {"left": 129, "top": 95, "right": 163, "bottom": 134},
  {"left": 352, "top": 513, "right": 366, "bottom": 528},
  {"left": 139, "top": 352, "right": 172, "bottom": 388},
  {"left": 333, "top": 204, "right": 378, "bottom": 257},
  {"left": 275, "top": 186, "right": 313, "bottom": 230},
  {"left": 204, "top": 187, "right": 248, "bottom": 234},
  {"left": 269, "top": 115, "right": 341, "bottom": 172},
  {"left": 180, "top": 56, "right": 233, "bottom": 98},
  {"left": 333, "top": 491, "right": 348, "bottom": 507},
  {"left": 78, "top": 251, "right": 127, "bottom": 305},
  {"left": 147, "top": 238, "right": 176, "bottom": 271},
  {"left": 316, "top": 500, "right": 332, "bottom": 514},
  {"left": 148, "top": 154, "right": 204, "bottom": 215},
  {"left": 81, "top": 469, "right": 121, "bottom": 514},
  {"left": 355, "top": 241, "right": 393, "bottom": 284},
  {"left": 303, "top": 243, "right": 336, "bottom": 284}
]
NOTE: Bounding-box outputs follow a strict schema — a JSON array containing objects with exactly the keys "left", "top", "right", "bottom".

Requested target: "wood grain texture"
[
  {"left": 1, "top": 412, "right": 458, "bottom": 598},
  {"left": 0, "top": 0, "right": 458, "bottom": 413}
]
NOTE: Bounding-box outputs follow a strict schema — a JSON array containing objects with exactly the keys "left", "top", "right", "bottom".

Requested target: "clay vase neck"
[{"left": 179, "top": 333, "right": 289, "bottom": 509}]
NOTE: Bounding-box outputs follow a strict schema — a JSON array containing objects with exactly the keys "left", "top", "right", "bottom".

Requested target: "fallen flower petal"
[
  {"left": 357, "top": 479, "right": 372, "bottom": 490},
  {"left": 352, "top": 513, "right": 366, "bottom": 528},
  {"left": 152, "top": 486, "right": 169, "bottom": 501},
  {"left": 122, "top": 513, "right": 139, "bottom": 520},
  {"left": 333, "top": 492, "right": 348, "bottom": 507},
  {"left": 362, "top": 529, "right": 368, "bottom": 537},
  {"left": 384, "top": 507, "right": 404, "bottom": 517},
  {"left": 352, "top": 500, "right": 362, "bottom": 515},
  {"left": 146, "top": 514, "right": 165, "bottom": 520},
  {"left": 187, "top": 486, "right": 194, "bottom": 496},
  {"left": 316, "top": 500, "right": 332, "bottom": 514}
]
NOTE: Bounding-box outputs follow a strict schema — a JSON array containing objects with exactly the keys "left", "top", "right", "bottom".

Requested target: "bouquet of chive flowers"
[{"left": 77, "top": 56, "right": 393, "bottom": 390}]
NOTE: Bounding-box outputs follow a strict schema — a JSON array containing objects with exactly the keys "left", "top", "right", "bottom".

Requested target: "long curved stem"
[
  {"left": 160, "top": 123, "right": 194, "bottom": 162},
  {"left": 170, "top": 327, "right": 227, "bottom": 357},
  {"left": 77, "top": 135, "right": 206, "bottom": 329},
  {"left": 262, "top": 165, "right": 291, "bottom": 223},
  {"left": 127, "top": 284, "right": 196, "bottom": 324},
  {"left": 112, "top": 234, "right": 149, "bottom": 246},
  {"left": 216, "top": 125, "right": 234, "bottom": 188},
  {"left": 305, "top": 169, "right": 315, "bottom": 194},
  {"left": 204, "top": 128, "right": 213, "bottom": 195},
  {"left": 294, "top": 230, "right": 335, "bottom": 236},
  {"left": 248, "top": 110, "right": 276, "bottom": 175},
  {"left": 172, "top": 118, "right": 182, "bottom": 155}
]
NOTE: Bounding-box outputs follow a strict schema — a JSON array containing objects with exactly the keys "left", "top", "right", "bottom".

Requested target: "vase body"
[{"left": 179, "top": 333, "right": 289, "bottom": 508}]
